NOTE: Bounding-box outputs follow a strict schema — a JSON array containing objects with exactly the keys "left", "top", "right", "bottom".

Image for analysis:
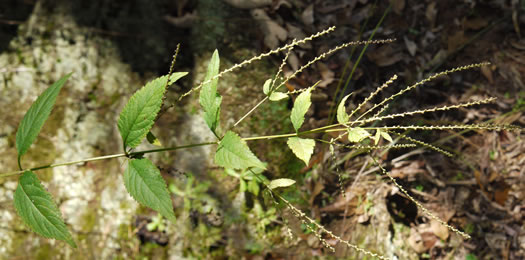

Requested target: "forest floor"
[{"left": 1, "top": 0, "right": 524, "bottom": 259}]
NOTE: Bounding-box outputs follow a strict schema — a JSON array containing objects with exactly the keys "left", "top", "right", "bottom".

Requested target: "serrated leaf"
[
  {"left": 118, "top": 73, "right": 187, "bottom": 149},
  {"left": 290, "top": 88, "right": 312, "bottom": 131},
  {"left": 215, "top": 131, "right": 266, "bottom": 170},
  {"left": 199, "top": 50, "right": 222, "bottom": 133},
  {"left": 287, "top": 137, "right": 315, "bottom": 165},
  {"left": 380, "top": 131, "right": 393, "bottom": 143},
  {"left": 347, "top": 127, "right": 371, "bottom": 143},
  {"left": 14, "top": 171, "right": 76, "bottom": 247},
  {"left": 263, "top": 79, "right": 272, "bottom": 95},
  {"left": 146, "top": 131, "right": 162, "bottom": 147},
  {"left": 337, "top": 93, "right": 352, "bottom": 125},
  {"left": 268, "top": 178, "right": 296, "bottom": 189},
  {"left": 124, "top": 158, "right": 176, "bottom": 222},
  {"left": 269, "top": 92, "right": 289, "bottom": 101},
  {"left": 16, "top": 73, "right": 72, "bottom": 168}
]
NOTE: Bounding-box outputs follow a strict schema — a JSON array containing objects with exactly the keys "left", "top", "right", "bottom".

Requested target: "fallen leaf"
[
  {"left": 301, "top": 4, "right": 314, "bottom": 26},
  {"left": 367, "top": 45, "right": 404, "bottom": 67},
  {"left": 425, "top": 2, "right": 438, "bottom": 29},
  {"left": 316, "top": 62, "right": 334, "bottom": 87},
  {"left": 447, "top": 30, "right": 467, "bottom": 54},
  {"left": 251, "top": 9, "right": 288, "bottom": 49},
  {"left": 389, "top": 0, "right": 405, "bottom": 15},
  {"left": 430, "top": 219, "right": 449, "bottom": 240},
  {"left": 463, "top": 17, "right": 489, "bottom": 30},
  {"left": 481, "top": 65, "right": 494, "bottom": 84},
  {"left": 287, "top": 50, "right": 300, "bottom": 71},
  {"left": 404, "top": 36, "right": 417, "bottom": 56},
  {"left": 223, "top": 0, "right": 272, "bottom": 9}
]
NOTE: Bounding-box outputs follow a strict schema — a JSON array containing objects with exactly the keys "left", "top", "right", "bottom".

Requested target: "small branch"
[{"left": 0, "top": 142, "right": 216, "bottom": 178}]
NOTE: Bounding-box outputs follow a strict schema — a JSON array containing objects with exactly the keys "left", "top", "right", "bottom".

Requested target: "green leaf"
[
  {"left": 124, "top": 158, "right": 176, "bottom": 222},
  {"left": 118, "top": 72, "right": 187, "bottom": 149},
  {"left": 374, "top": 129, "right": 381, "bottom": 145},
  {"left": 146, "top": 131, "right": 162, "bottom": 147},
  {"left": 14, "top": 171, "right": 76, "bottom": 247},
  {"left": 290, "top": 88, "right": 312, "bottom": 131},
  {"left": 337, "top": 93, "right": 352, "bottom": 125},
  {"left": 168, "top": 72, "right": 188, "bottom": 85},
  {"left": 287, "top": 137, "right": 315, "bottom": 165},
  {"left": 215, "top": 131, "right": 266, "bottom": 170},
  {"left": 347, "top": 127, "right": 371, "bottom": 143},
  {"left": 263, "top": 78, "right": 272, "bottom": 95},
  {"left": 16, "top": 73, "right": 72, "bottom": 168},
  {"left": 199, "top": 50, "right": 222, "bottom": 133},
  {"left": 268, "top": 178, "right": 296, "bottom": 190},
  {"left": 380, "top": 131, "right": 393, "bottom": 143},
  {"left": 269, "top": 92, "right": 289, "bottom": 101}
]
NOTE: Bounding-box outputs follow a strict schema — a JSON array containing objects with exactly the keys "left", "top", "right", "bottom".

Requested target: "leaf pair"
[
  {"left": 287, "top": 88, "right": 316, "bottom": 166},
  {"left": 14, "top": 74, "right": 76, "bottom": 247},
  {"left": 117, "top": 72, "right": 188, "bottom": 223},
  {"left": 263, "top": 79, "right": 288, "bottom": 101}
]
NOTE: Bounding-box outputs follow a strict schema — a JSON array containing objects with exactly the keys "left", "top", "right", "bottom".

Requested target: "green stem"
[{"left": 0, "top": 142, "right": 217, "bottom": 178}]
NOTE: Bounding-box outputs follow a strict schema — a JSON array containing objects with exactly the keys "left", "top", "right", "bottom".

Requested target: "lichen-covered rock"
[{"left": 0, "top": 2, "right": 141, "bottom": 258}]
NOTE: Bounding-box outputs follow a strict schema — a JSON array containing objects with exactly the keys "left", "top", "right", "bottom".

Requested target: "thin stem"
[
  {"left": 0, "top": 142, "right": 217, "bottom": 178},
  {"left": 233, "top": 96, "right": 269, "bottom": 128}
]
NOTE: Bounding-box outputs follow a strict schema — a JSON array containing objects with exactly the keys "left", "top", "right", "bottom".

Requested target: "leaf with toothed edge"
[
  {"left": 215, "top": 131, "right": 266, "bottom": 170},
  {"left": 118, "top": 72, "right": 187, "bottom": 150},
  {"left": 199, "top": 50, "right": 222, "bottom": 134},
  {"left": 287, "top": 137, "right": 315, "bottom": 166},
  {"left": 14, "top": 171, "right": 77, "bottom": 247},
  {"left": 290, "top": 88, "right": 312, "bottom": 131},
  {"left": 124, "top": 158, "right": 176, "bottom": 222},
  {"left": 16, "top": 73, "right": 72, "bottom": 168}
]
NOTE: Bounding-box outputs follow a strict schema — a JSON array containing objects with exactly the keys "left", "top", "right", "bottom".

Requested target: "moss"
[
  {"left": 80, "top": 209, "right": 97, "bottom": 233},
  {"left": 35, "top": 243, "right": 59, "bottom": 260}
]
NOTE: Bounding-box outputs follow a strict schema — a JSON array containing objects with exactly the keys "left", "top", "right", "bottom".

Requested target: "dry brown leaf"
[
  {"left": 287, "top": 50, "right": 300, "bottom": 71},
  {"left": 389, "top": 0, "right": 405, "bottom": 15},
  {"left": 222, "top": 0, "right": 272, "bottom": 9},
  {"left": 286, "top": 23, "right": 311, "bottom": 49},
  {"left": 425, "top": 2, "right": 438, "bottom": 29},
  {"left": 367, "top": 45, "right": 404, "bottom": 67},
  {"left": 404, "top": 36, "right": 417, "bottom": 56},
  {"left": 390, "top": 160, "right": 426, "bottom": 179},
  {"left": 251, "top": 9, "right": 288, "bottom": 49},
  {"left": 301, "top": 4, "right": 314, "bottom": 26},
  {"left": 408, "top": 228, "right": 427, "bottom": 253},
  {"left": 316, "top": 62, "right": 334, "bottom": 88},
  {"left": 463, "top": 17, "right": 489, "bottom": 30},
  {"left": 481, "top": 65, "right": 494, "bottom": 84},
  {"left": 430, "top": 219, "right": 449, "bottom": 240},
  {"left": 447, "top": 30, "right": 467, "bottom": 54}
]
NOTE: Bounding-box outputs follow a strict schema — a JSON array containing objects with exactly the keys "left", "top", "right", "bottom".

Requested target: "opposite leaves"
[
  {"left": 16, "top": 73, "right": 72, "bottom": 169},
  {"left": 14, "top": 171, "right": 76, "bottom": 247},
  {"left": 124, "top": 158, "right": 176, "bottom": 222},
  {"left": 290, "top": 88, "right": 312, "bottom": 132},
  {"left": 215, "top": 131, "right": 266, "bottom": 170},
  {"left": 118, "top": 72, "right": 187, "bottom": 150},
  {"left": 199, "top": 50, "right": 222, "bottom": 134}
]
